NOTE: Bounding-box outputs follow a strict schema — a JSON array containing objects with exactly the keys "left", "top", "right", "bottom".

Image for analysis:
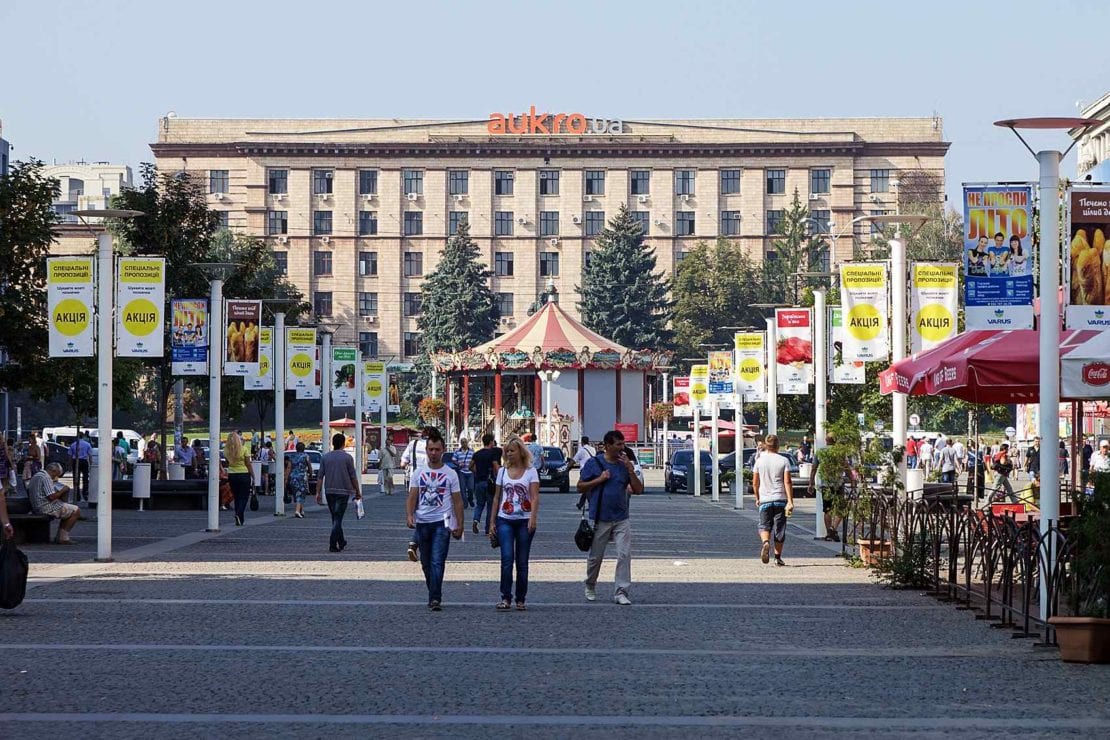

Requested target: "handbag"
[
  {"left": 574, "top": 501, "right": 595, "bottom": 552},
  {"left": 489, "top": 529, "right": 499, "bottom": 549},
  {"left": 249, "top": 492, "right": 259, "bottom": 511},
  {"left": 0, "top": 538, "right": 29, "bottom": 610}
]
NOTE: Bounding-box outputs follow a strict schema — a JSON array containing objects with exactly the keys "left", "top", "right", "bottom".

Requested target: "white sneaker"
[
  {"left": 584, "top": 584, "right": 597, "bottom": 602},
  {"left": 614, "top": 593, "right": 632, "bottom": 606}
]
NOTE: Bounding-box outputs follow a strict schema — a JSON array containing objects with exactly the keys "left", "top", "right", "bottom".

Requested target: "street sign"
[{"left": 909, "top": 413, "right": 921, "bottom": 428}]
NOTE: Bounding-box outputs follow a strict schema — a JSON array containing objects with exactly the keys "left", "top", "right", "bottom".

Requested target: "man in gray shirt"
[
  {"left": 316, "top": 433, "right": 362, "bottom": 553},
  {"left": 752, "top": 434, "right": 794, "bottom": 566},
  {"left": 28, "top": 462, "right": 81, "bottom": 544}
]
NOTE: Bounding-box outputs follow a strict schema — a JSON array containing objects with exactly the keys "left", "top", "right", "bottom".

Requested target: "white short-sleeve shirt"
[
  {"left": 412, "top": 464, "right": 461, "bottom": 525},
  {"left": 496, "top": 467, "right": 539, "bottom": 520}
]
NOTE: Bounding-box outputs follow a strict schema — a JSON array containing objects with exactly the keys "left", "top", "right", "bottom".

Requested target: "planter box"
[
  {"left": 858, "top": 539, "right": 893, "bottom": 567},
  {"left": 1049, "top": 617, "right": 1110, "bottom": 664}
]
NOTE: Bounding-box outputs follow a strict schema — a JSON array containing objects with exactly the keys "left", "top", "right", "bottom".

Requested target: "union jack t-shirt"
[{"left": 412, "top": 464, "right": 462, "bottom": 525}]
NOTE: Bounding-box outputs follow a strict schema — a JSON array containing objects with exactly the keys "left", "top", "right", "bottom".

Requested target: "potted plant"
[
  {"left": 1050, "top": 471, "right": 1110, "bottom": 663},
  {"left": 649, "top": 402, "right": 674, "bottom": 424},
  {"left": 417, "top": 397, "right": 446, "bottom": 427}
]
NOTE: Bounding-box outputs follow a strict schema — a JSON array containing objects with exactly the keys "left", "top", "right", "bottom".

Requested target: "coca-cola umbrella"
[{"left": 880, "top": 329, "right": 1101, "bottom": 404}]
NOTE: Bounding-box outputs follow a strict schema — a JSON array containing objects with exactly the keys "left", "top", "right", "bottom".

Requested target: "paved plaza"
[{"left": 2, "top": 475, "right": 1108, "bottom": 738}]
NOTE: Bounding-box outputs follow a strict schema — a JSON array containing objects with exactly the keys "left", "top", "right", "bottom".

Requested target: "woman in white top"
[{"left": 490, "top": 436, "right": 541, "bottom": 611}]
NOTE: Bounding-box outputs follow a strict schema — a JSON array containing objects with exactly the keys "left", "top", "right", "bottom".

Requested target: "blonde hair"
[
  {"left": 504, "top": 435, "right": 532, "bottom": 469},
  {"left": 224, "top": 432, "right": 245, "bottom": 466}
]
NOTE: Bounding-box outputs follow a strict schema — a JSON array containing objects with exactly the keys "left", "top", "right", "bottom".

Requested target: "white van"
[{"left": 42, "top": 426, "right": 144, "bottom": 465}]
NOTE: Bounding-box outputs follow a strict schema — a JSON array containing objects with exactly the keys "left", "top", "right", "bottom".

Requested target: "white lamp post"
[
  {"left": 538, "top": 369, "right": 561, "bottom": 446},
  {"left": 74, "top": 209, "right": 144, "bottom": 562},
  {"left": 263, "top": 299, "right": 297, "bottom": 517}
]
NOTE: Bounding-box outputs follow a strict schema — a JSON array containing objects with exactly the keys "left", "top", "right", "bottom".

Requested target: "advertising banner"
[
  {"left": 243, "top": 327, "right": 273, "bottom": 391},
  {"left": 171, "top": 299, "right": 209, "bottom": 375},
  {"left": 1065, "top": 186, "right": 1110, "bottom": 328},
  {"left": 707, "top": 350, "right": 734, "bottom": 399},
  {"left": 689, "top": 365, "right": 709, "bottom": 412},
  {"left": 286, "top": 332, "right": 318, "bottom": 392},
  {"left": 331, "top": 347, "right": 358, "bottom": 407},
  {"left": 829, "top": 306, "right": 865, "bottom": 384},
  {"left": 224, "top": 300, "right": 261, "bottom": 376},
  {"left": 910, "top": 263, "right": 959, "bottom": 352},
  {"left": 775, "top": 308, "right": 812, "bottom": 394},
  {"left": 47, "top": 257, "right": 95, "bottom": 357},
  {"left": 734, "top": 332, "right": 766, "bottom": 400},
  {"left": 115, "top": 257, "right": 165, "bottom": 357},
  {"left": 363, "top": 361, "right": 387, "bottom": 415},
  {"left": 962, "top": 184, "right": 1034, "bottom": 329},
  {"left": 839, "top": 263, "right": 889, "bottom": 362},
  {"left": 672, "top": 376, "right": 692, "bottom": 417}
]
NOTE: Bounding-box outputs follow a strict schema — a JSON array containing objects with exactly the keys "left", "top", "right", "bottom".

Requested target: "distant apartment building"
[
  {"left": 1074, "top": 93, "right": 1110, "bottom": 181},
  {"left": 0, "top": 120, "right": 10, "bottom": 176},
  {"left": 43, "top": 161, "right": 133, "bottom": 222}
]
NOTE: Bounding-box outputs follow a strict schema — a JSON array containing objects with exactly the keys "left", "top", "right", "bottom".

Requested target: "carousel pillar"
[
  {"left": 534, "top": 374, "right": 543, "bottom": 433},
  {"left": 615, "top": 368, "right": 622, "bottom": 423},
  {"left": 463, "top": 375, "right": 470, "bottom": 439},
  {"left": 446, "top": 377, "right": 453, "bottom": 442},
  {"left": 494, "top": 370, "right": 503, "bottom": 442},
  {"left": 577, "top": 369, "right": 585, "bottom": 444}
]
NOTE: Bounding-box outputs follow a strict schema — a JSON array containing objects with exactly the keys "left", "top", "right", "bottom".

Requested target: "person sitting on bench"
[{"left": 28, "top": 462, "right": 80, "bottom": 544}]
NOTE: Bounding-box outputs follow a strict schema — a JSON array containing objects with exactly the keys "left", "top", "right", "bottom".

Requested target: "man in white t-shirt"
[
  {"left": 405, "top": 432, "right": 463, "bottom": 611},
  {"left": 918, "top": 438, "right": 934, "bottom": 477},
  {"left": 752, "top": 434, "right": 794, "bottom": 567},
  {"left": 573, "top": 436, "right": 597, "bottom": 469},
  {"left": 401, "top": 427, "right": 434, "bottom": 562},
  {"left": 938, "top": 444, "right": 959, "bottom": 485}
]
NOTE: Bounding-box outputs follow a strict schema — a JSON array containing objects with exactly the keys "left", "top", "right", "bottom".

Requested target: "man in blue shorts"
[{"left": 752, "top": 434, "right": 794, "bottom": 566}]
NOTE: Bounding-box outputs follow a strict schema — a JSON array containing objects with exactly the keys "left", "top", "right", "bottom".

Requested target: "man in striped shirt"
[{"left": 454, "top": 437, "right": 475, "bottom": 508}]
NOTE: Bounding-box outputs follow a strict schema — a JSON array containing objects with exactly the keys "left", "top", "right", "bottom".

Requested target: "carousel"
[{"left": 430, "top": 290, "right": 673, "bottom": 455}]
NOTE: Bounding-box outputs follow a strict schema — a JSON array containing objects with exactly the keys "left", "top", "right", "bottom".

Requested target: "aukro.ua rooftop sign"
[{"left": 487, "top": 106, "right": 624, "bottom": 135}]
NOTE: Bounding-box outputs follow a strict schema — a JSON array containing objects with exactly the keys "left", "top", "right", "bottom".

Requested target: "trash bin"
[
  {"left": 168, "top": 462, "right": 185, "bottom": 480},
  {"left": 133, "top": 462, "right": 152, "bottom": 511},
  {"left": 799, "top": 462, "right": 814, "bottom": 481},
  {"left": 906, "top": 467, "right": 925, "bottom": 499}
]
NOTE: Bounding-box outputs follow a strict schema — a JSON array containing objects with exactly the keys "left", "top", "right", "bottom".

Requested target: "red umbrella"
[{"left": 880, "top": 329, "right": 1100, "bottom": 404}]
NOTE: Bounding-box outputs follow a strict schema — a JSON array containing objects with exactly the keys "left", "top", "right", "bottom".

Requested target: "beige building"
[
  {"left": 150, "top": 115, "right": 948, "bottom": 359},
  {"left": 1074, "top": 92, "right": 1110, "bottom": 180},
  {"left": 44, "top": 161, "right": 133, "bottom": 223}
]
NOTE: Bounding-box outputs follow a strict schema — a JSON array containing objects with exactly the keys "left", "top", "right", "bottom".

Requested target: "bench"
[
  {"left": 9, "top": 512, "right": 52, "bottom": 544},
  {"left": 106, "top": 479, "right": 210, "bottom": 510}
]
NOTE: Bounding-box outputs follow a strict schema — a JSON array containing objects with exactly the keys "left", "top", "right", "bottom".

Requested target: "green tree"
[
  {"left": 578, "top": 204, "right": 673, "bottom": 348},
  {"left": 763, "top": 189, "right": 830, "bottom": 306}
]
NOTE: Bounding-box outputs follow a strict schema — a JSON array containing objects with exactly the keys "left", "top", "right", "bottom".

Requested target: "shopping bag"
[
  {"left": 355, "top": 498, "right": 365, "bottom": 520},
  {"left": 0, "top": 539, "right": 29, "bottom": 610},
  {"left": 249, "top": 493, "right": 259, "bottom": 512}
]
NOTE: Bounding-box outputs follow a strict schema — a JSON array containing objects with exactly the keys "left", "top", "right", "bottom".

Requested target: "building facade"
[
  {"left": 0, "top": 119, "right": 10, "bottom": 177},
  {"left": 1074, "top": 93, "right": 1110, "bottom": 181},
  {"left": 150, "top": 115, "right": 948, "bottom": 359},
  {"left": 43, "top": 161, "right": 133, "bottom": 223}
]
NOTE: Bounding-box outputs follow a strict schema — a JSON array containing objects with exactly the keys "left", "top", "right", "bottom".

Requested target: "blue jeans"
[
  {"left": 327, "top": 493, "right": 350, "bottom": 550},
  {"left": 459, "top": 472, "right": 474, "bottom": 507},
  {"left": 415, "top": 522, "right": 452, "bottom": 604},
  {"left": 473, "top": 480, "right": 493, "bottom": 527},
  {"left": 496, "top": 517, "right": 535, "bottom": 603}
]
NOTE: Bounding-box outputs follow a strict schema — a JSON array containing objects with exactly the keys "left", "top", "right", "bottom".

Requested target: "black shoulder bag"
[{"left": 574, "top": 455, "right": 607, "bottom": 552}]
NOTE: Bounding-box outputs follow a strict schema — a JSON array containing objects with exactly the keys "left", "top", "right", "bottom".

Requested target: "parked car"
[
  {"left": 305, "top": 449, "right": 322, "bottom": 495},
  {"left": 734, "top": 451, "right": 813, "bottom": 497},
  {"left": 664, "top": 449, "right": 714, "bottom": 494},
  {"left": 539, "top": 446, "right": 571, "bottom": 492}
]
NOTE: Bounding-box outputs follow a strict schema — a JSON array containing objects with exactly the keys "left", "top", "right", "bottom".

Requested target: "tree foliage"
[
  {"left": 417, "top": 220, "right": 500, "bottom": 355},
  {"left": 578, "top": 204, "right": 673, "bottom": 349}
]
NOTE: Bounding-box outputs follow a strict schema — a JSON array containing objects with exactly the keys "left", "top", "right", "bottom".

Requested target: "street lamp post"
[
  {"left": 263, "top": 299, "right": 297, "bottom": 517},
  {"left": 75, "top": 209, "right": 144, "bottom": 561},
  {"left": 751, "top": 304, "right": 790, "bottom": 437}
]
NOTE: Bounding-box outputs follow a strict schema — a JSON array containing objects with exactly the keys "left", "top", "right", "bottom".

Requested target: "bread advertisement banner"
[
  {"left": 910, "top": 263, "right": 959, "bottom": 353},
  {"left": 839, "top": 263, "right": 890, "bottom": 362},
  {"left": 672, "top": 376, "right": 692, "bottom": 417},
  {"left": 223, "top": 300, "right": 261, "bottom": 376},
  {"left": 734, "top": 332, "right": 767, "bottom": 400},
  {"left": 243, "top": 327, "right": 273, "bottom": 391},
  {"left": 962, "top": 184, "right": 1034, "bottom": 329},
  {"left": 171, "top": 299, "right": 208, "bottom": 376},
  {"left": 775, "top": 308, "right": 812, "bottom": 395},
  {"left": 1065, "top": 187, "right": 1110, "bottom": 328},
  {"left": 829, "top": 307, "right": 865, "bottom": 384},
  {"left": 116, "top": 257, "right": 165, "bottom": 357},
  {"left": 47, "top": 257, "right": 95, "bottom": 357}
]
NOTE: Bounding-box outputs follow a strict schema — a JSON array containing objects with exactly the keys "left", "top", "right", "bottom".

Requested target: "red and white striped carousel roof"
[{"left": 472, "top": 301, "right": 629, "bottom": 355}]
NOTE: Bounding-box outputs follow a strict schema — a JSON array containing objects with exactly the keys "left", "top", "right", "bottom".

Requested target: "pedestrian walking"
[
  {"left": 24, "top": 432, "right": 43, "bottom": 481},
  {"left": 285, "top": 441, "right": 311, "bottom": 518},
  {"left": 454, "top": 437, "right": 475, "bottom": 508},
  {"left": 379, "top": 436, "right": 398, "bottom": 495},
  {"left": 523, "top": 433, "right": 544, "bottom": 472},
  {"left": 401, "top": 427, "right": 433, "bottom": 562},
  {"left": 938, "top": 443, "right": 958, "bottom": 485},
  {"left": 405, "top": 430, "right": 463, "bottom": 611},
  {"left": 490, "top": 436, "right": 540, "bottom": 611},
  {"left": 317, "top": 433, "right": 362, "bottom": 552},
  {"left": 68, "top": 432, "right": 92, "bottom": 501},
  {"left": 225, "top": 432, "right": 252, "bottom": 526},
  {"left": 572, "top": 436, "right": 596, "bottom": 469},
  {"left": 1091, "top": 439, "right": 1110, "bottom": 475},
  {"left": 905, "top": 436, "right": 918, "bottom": 469},
  {"left": 752, "top": 434, "right": 794, "bottom": 566},
  {"left": 470, "top": 433, "right": 502, "bottom": 534},
  {"left": 578, "top": 429, "right": 644, "bottom": 605}
]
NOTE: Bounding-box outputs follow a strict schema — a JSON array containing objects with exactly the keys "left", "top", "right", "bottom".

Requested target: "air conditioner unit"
[
  {"left": 637, "top": 194, "right": 649, "bottom": 203},
  {"left": 273, "top": 193, "right": 286, "bottom": 201},
  {"left": 277, "top": 236, "right": 288, "bottom": 244},
  {"left": 808, "top": 193, "right": 821, "bottom": 201},
  {"left": 500, "top": 317, "right": 514, "bottom": 326},
  {"left": 571, "top": 215, "right": 581, "bottom": 224},
  {"left": 548, "top": 238, "right": 560, "bottom": 247},
  {"left": 654, "top": 219, "right": 666, "bottom": 227},
  {"left": 453, "top": 194, "right": 465, "bottom": 202},
  {"left": 317, "top": 192, "right": 331, "bottom": 200},
  {"left": 406, "top": 192, "right": 419, "bottom": 202},
  {"left": 680, "top": 194, "right": 690, "bottom": 202},
  {"left": 366, "top": 316, "right": 377, "bottom": 324},
  {"left": 213, "top": 192, "right": 224, "bottom": 200},
  {"left": 320, "top": 236, "right": 330, "bottom": 244},
  {"left": 517, "top": 216, "right": 528, "bottom": 225},
  {"left": 363, "top": 193, "right": 376, "bottom": 201},
  {"left": 583, "top": 194, "right": 593, "bottom": 202}
]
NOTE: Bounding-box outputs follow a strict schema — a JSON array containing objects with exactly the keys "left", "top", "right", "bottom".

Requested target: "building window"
[
  {"left": 268, "top": 169, "right": 288, "bottom": 195},
  {"left": 358, "top": 210, "right": 378, "bottom": 236},
  {"left": 54, "top": 202, "right": 78, "bottom": 223},
  {"left": 584, "top": 251, "right": 593, "bottom": 269},
  {"left": 273, "top": 251, "right": 288, "bottom": 275},
  {"left": 494, "top": 170, "right": 514, "bottom": 196},
  {"left": 810, "top": 168, "right": 831, "bottom": 194},
  {"left": 403, "top": 169, "right": 423, "bottom": 195},
  {"left": 359, "top": 331, "right": 378, "bottom": 358},
  {"left": 403, "top": 332, "right": 421, "bottom": 357},
  {"left": 630, "top": 210, "right": 650, "bottom": 236},
  {"left": 497, "top": 292, "right": 514, "bottom": 316},
  {"left": 267, "top": 210, "right": 288, "bottom": 235},
  {"left": 539, "top": 169, "right": 560, "bottom": 195},
  {"left": 814, "top": 248, "right": 831, "bottom": 273},
  {"left": 403, "top": 252, "right": 423, "bottom": 277},
  {"left": 539, "top": 211, "right": 559, "bottom": 236},
  {"left": 216, "top": 211, "right": 229, "bottom": 231},
  {"left": 313, "top": 169, "right": 333, "bottom": 195},
  {"left": 495, "top": 211, "right": 514, "bottom": 236},
  {"left": 674, "top": 169, "right": 695, "bottom": 195},
  {"left": 449, "top": 211, "right": 468, "bottom": 235},
  {"left": 721, "top": 211, "right": 742, "bottom": 236},
  {"left": 403, "top": 212, "right": 423, "bottom": 236},
  {"left": 584, "top": 211, "right": 606, "bottom": 237},
  {"left": 313, "top": 210, "right": 332, "bottom": 236},
  {"left": 358, "top": 169, "right": 378, "bottom": 195},
  {"left": 313, "top": 291, "right": 333, "bottom": 317},
  {"left": 870, "top": 169, "right": 891, "bottom": 193},
  {"left": 720, "top": 169, "right": 741, "bottom": 195},
  {"left": 403, "top": 293, "right": 422, "bottom": 317},
  {"left": 358, "top": 292, "right": 378, "bottom": 316},
  {"left": 676, "top": 251, "right": 689, "bottom": 264},
  {"left": 312, "top": 250, "right": 332, "bottom": 276},
  {"left": 358, "top": 251, "right": 378, "bottom": 276},
  {"left": 870, "top": 209, "right": 889, "bottom": 234},
  {"left": 209, "top": 169, "right": 229, "bottom": 194},
  {"left": 495, "top": 251, "right": 514, "bottom": 277},
  {"left": 585, "top": 169, "right": 605, "bottom": 196},
  {"left": 766, "top": 209, "right": 785, "bottom": 235},
  {"left": 630, "top": 169, "right": 651, "bottom": 196},
  {"left": 447, "top": 169, "right": 469, "bottom": 195},
  {"left": 676, "top": 211, "right": 695, "bottom": 236},
  {"left": 810, "top": 209, "right": 831, "bottom": 234},
  {"left": 540, "top": 252, "right": 560, "bottom": 277},
  {"left": 766, "top": 169, "right": 786, "bottom": 195}
]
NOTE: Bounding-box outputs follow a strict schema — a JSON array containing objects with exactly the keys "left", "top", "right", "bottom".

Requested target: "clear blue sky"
[{"left": 3, "top": 0, "right": 1107, "bottom": 207}]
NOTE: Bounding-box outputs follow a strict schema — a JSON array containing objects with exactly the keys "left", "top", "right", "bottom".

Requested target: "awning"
[{"left": 1061, "top": 331, "right": 1110, "bottom": 399}]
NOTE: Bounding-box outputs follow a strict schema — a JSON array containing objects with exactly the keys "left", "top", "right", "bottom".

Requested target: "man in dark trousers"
[
  {"left": 469, "top": 433, "right": 502, "bottom": 534},
  {"left": 316, "top": 433, "right": 362, "bottom": 553}
]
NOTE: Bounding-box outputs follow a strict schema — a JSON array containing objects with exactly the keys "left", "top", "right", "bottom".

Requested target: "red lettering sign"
[{"left": 1083, "top": 362, "right": 1110, "bottom": 386}]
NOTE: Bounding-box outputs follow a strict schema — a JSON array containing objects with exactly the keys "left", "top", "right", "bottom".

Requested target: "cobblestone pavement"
[{"left": 2, "top": 476, "right": 1108, "bottom": 739}]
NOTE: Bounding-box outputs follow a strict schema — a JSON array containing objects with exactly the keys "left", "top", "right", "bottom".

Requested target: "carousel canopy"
[{"left": 431, "top": 301, "right": 673, "bottom": 373}]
